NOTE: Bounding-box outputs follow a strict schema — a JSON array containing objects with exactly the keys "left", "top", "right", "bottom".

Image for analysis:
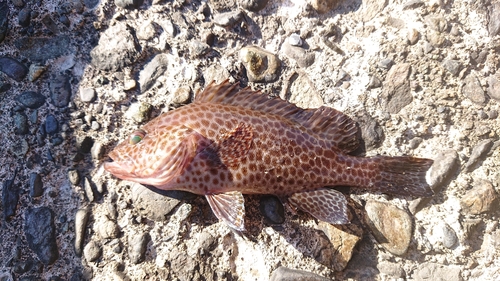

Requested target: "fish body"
[{"left": 105, "top": 81, "right": 433, "bottom": 230}]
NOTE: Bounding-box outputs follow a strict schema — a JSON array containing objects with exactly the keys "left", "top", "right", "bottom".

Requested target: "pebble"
[
  {"left": 357, "top": 114, "right": 384, "bottom": 149},
  {"left": 130, "top": 182, "right": 181, "bottom": 221},
  {"left": 310, "top": 0, "right": 341, "bottom": 14},
  {"left": 24, "top": 207, "right": 59, "bottom": 265},
  {"left": 41, "top": 14, "right": 59, "bottom": 34},
  {"left": 77, "top": 136, "right": 94, "bottom": 153},
  {"left": 84, "top": 177, "right": 97, "bottom": 202},
  {"left": 429, "top": 150, "right": 459, "bottom": 192},
  {"left": 365, "top": 200, "right": 413, "bottom": 255},
  {"left": 378, "top": 58, "right": 393, "bottom": 70},
  {"left": 13, "top": 111, "right": 29, "bottom": 135},
  {"left": 381, "top": 63, "right": 412, "bottom": 113},
  {"left": 125, "top": 102, "right": 152, "bottom": 123},
  {"left": 461, "top": 180, "right": 498, "bottom": 215},
  {"left": 18, "top": 7, "right": 31, "bottom": 27},
  {"left": 80, "top": 88, "right": 96, "bottom": 103},
  {"left": 288, "top": 33, "right": 302, "bottom": 46},
  {"left": 74, "top": 207, "right": 90, "bottom": 257},
  {"left": 115, "top": 0, "right": 144, "bottom": 9},
  {"left": 259, "top": 195, "right": 285, "bottom": 224},
  {"left": 49, "top": 73, "right": 72, "bottom": 108},
  {"left": 442, "top": 59, "right": 461, "bottom": 76},
  {"left": 318, "top": 222, "right": 362, "bottom": 271},
  {"left": 83, "top": 241, "right": 102, "bottom": 262},
  {"left": 139, "top": 53, "right": 169, "bottom": 94},
  {"left": 413, "top": 262, "right": 463, "bottom": 281},
  {"left": 59, "top": 15, "right": 70, "bottom": 27},
  {"left": 425, "top": 16, "right": 448, "bottom": 32},
  {"left": 68, "top": 169, "right": 80, "bottom": 185},
  {"left": 29, "top": 173, "right": 43, "bottom": 198},
  {"left": 96, "top": 217, "right": 120, "bottom": 239},
  {"left": 487, "top": 75, "right": 500, "bottom": 101},
  {"left": 463, "top": 72, "right": 486, "bottom": 105},
  {"left": 464, "top": 139, "right": 493, "bottom": 172},
  {"left": 0, "top": 2, "right": 8, "bottom": 43},
  {"left": 14, "top": 36, "right": 71, "bottom": 63},
  {"left": 213, "top": 10, "right": 243, "bottom": 27},
  {"left": 436, "top": 223, "right": 458, "bottom": 249},
  {"left": 173, "top": 86, "right": 191, "bottom": 104},
  {"left": 0, "top": 76, "right": 11, "bottom": 92},
  {"left": 281, "top": 41, "right": 315, "bottom": 68},
  {"left": 91, "top": 141, "right": 104, "bottom": 159},
  {"left": 2, "top": 171, "right": 19, "bottom": 220},
  {"left": 84, "top": 0, "right": 100, "bottom": 9},
  {"left": 427, "top": 31, "right": 445, "bottom": 47},
  {"left": 0, "top": 57, "right": 29, "bottom": 81},
  {"left": 377, "top": 261, "right": 405, "bottom": 278},
  {"left": 27, "top": 64, "right": 47, "bottom": 81},
  {"left": 269, "top": 266, "right": 330, "bottom": 281},
  {"left": 239, "top": 0, "right": 269, "bottom": 12},
  {"left": 128, "top": 233, "right": 150, "bottom": 264},
  {"left": 190, "top": 40, "right": 211, "bottom": 57},
  {"left": 407, "top": 28, "right": 420, "bottom": 45},
  {"left": 240, "top": 46, "right": 280, "bottom": 82},
  {"left": 488, "top": 2, "right": 500, "bottom": 36},
  {"left": 367, "top": 76, "right": 382, "bottom": 89},
  {"left": 44, "top": 114, "right": 59, "bottom": 135}
]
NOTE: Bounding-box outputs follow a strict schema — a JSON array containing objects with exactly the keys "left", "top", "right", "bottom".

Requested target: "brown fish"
[{"left": 104, "top": 80, "right": 433, "bottom": 231}]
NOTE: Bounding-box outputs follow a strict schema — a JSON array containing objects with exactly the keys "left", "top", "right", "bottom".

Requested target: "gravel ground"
[{"left": 1, "top": 0, "right": 500, "bottom": 280}]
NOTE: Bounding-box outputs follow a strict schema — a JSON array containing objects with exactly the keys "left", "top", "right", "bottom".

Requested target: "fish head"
[{"left": 104, "top": 123, "right": 203, "bottom": 187}]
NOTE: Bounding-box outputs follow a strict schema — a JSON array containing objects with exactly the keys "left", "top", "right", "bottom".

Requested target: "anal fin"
[
  {"left": 288, "top": 188, "right": 349, "bottom": 224},
  {"left": 206, "top": 191, "right": 246, "bottom": 231}
]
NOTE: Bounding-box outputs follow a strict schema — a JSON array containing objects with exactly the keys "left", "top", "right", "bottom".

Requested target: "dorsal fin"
[{"left": 195, "top": 80, "right": 360, "bottom": 152}]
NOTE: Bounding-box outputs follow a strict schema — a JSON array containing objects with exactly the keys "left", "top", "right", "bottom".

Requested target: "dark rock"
[
  {"left": 84, "top": 0, "right": 100, "bottom": 9},
  {"left": 0, "top": 2, "right": 9, "bottom": 43},
  {"left": 58, "top": 15, "right": 70, "bottom": 27},
  {"left": 487, "top": 75, "right": 500, "bottom": 101},
  {"left": 29, "top": 173, "right": 43, "bottom": 197},
  {"left": 356, "top": 113, "right": 384, "bottom": 150},
  {"left": 44, "top": 114, "right": 59, "bottom": 135},
  {"left": 74, "top": 207, "right": 90, "bottom": 257},
  {"left": 463, "top": 73, "right": 486, "bottom": 105},
  {"left": 239, "top": 0, "right": 269, "bottom": 12},
  {"left": 115, "top": 0, "right": 144, "bottom": 9},
  {"left": 213, "top": 10, "right": 243, "bottom": 27},
  {"left": 15, "top": 91, "right": 46, "bottom": 109},
  {"left": 0, "top": 57, "right": 28, "bottom": 81},
  {"left": 442, "top": 59, "right": 461, "bottom": 76},
  {"left": 18, "top": 7, "right": 31, "bottom": 27},
  {"left": 90, "top": 23, "right": 140, "bottom": 71},
  {"left": 139, "top": 54, "right": 169, "bottom": 94},
  {"left": 25, "top": 207, "right": 59, "bottom": 265},
  {"left": 13, "top": 260, "right": 35, "bottom": 274},
  {"left": 80, "top": 88, "right": 96, "bottom": 103},
  {"left": 488, "top": 2, "right": 500, "bottom": 37},
  {"left": 41, "top": 15, "right": 59, "bottom": 34},
  {"left": 131, "top": 183, "right": 181, "bottom": 221},
  {"left": 14, "top": 36, "right": 72, "bottom": 63},
  {"left": 259, "top": 195, "right": 285, "bottom": 224},
  {"left": 49, "top": 74, "right": 72, "bottom": 108},
  {"left": 13, "top": 111, "right": 29, "bottom": 135},
  {"left": 77, "top": 136, "right": 94, "bottom": 153},
  {"left": 382, "top": 63, "right": 412, "bottom": 113},
  {"left": 2, "top": 171, "right": 19, "bottom": 220},
  {"left": 269, "top": 266, "right": 330, "bottom": 281},
  {"left": 129, "top": 233, "right": 150, "bottom": 264},
  {"left": 464, "top": 139, "right": 493, "bottom": 172},
  {"left": 0, "top": 76, "right": 11, "bottom": 92}
]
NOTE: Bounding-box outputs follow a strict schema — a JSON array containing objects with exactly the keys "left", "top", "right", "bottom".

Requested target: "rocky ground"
[{"left": 1, "top": 0, "right": 500, "bottom": 280}]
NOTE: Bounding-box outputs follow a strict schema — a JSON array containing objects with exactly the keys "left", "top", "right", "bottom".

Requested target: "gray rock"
[
  {"left": 288, "top": 33, "right": 302, "bottom": 46},
  {"left": 487, "top": 75, "right": 500, "bottom": 101},
  {"left": 25, "top": 207, "right": 59, "bottom": 265},
  {"left": 377, "top": 261, "right": 405, "bottom": 278},
  {"left": 84, "top": 0, "right": 100, "bottom": 9},
  {"left": 239, "top": 0, "right": 269, "bottom": 12},
  {"left": 365, "top": 200, "right": 413, "bottom": 255},
  {"left": 0, "top": 57, "right": 28, "bottom": 81},
  {"left": 80, "top": 88, "right": 96, "bottom": 103},
  {"left": 2, "top": 171, "right": 19, "bottom": 220},
  {"left": 438, "top": 223, "right": 458, "bottom": 249},
  {"left": 29, "top": 173, "right": 43, "bottom": 198},
  {"left": 413, "top": 262, "right": 463, "bottom": 281},
  {"left": 213, "top": 10, "right": 243, "bottom": 27},
  {"left": 10, "top": 139, "right": 29, "bottom": 157},
  {"left": 41, "top": 14, "right": 59, "bottom": 34},
  {"left": 96, "top": 217, "right": 120, "bottom": 239},
  {"left": 131, "top": 183, "right": 181, "bottom": 221},
  {"left": 13, "top": 111, "right": 29, "bottom": 135},
  {"left": 190, "top": 40, "right": 211, "bottom": 57},
  {"left": 464, "top": 139, "right": 493, "bottom": 172},
  {"left": 382, "top": 63, "right": 412, "bottom": 113},
  {"left": 90, "top": 23, "right": 140, "bottom": 71},
  {"left": 74, "top": 207, "right": 90, "bottom": 257},
  {"left": 115, "top": 0, "right": 144, "bottom": 9},
  {"left": 44, "top": 114, "right": 59, "bottom": 135},
  {"left": 139, "top": 54, "right": 169, "bottom": 93},
  {"left": 281, "top": 41, "right": 315, "bottom": 68},
  {"left": 429, "top": 150, "right": 459, "bottom": 192},
  {"left": 84, "top": 177, "right": 96, "bottom": 202},
  {"left": 0, "top": 2, "right": 8, "bottom": 43},
  {"left": 14, "top": 36, "right": 72, "bottom": 63},
  {"left": 488, "top": 2, "right": 500, "bottom": 36},
  {"left": 83, "top": 241, "right": 102, "bottom": 262},
  {"left": 368, "top": 76, "right": 382, "bottom": 89},
  {"left": 240, "top": 46, "right": 280, "bottom": 82},
  {"left": 461, "top": 180, "right": 498, "bottom": 215},
  {"left": 442, "top": 59, "right": 461, "bottom": 76},
  {"left": 128, "top": 233, "right": 150, "bottom": 264},
  {"left": 259, "top": 195, "right": 285, "bottom": 224},
  {"left": 18, "top": 7, "right": 31, "bottom": 27},
  {"left": 269, "top": 266, "right": 330, "bottom": 281},
  {"left": 463, "top": 73, "right": 486, "bottom": 105},
  {"left": 49, "top": 74, "right": 72, "bottom": 108},
  {"left": 378, "top": 58, "right": 393, "bottom": 70}
]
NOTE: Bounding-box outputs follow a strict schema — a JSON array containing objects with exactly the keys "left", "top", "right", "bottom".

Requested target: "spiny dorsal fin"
[{"left": 195, "top": 80, "right": 360, "bottom": 153}]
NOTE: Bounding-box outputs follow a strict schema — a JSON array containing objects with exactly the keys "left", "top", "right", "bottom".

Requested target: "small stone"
[
  {"left": 282, "top": 73, "right": 323, "bottom": 109},
  {"left": 213, "top": 10, "right": 243, "bottom": 27},
  {"left": 436, "top": 223, "right": 458, "bottom": 249},
  {"left": 136, "top": 20, "right": 156, "bottom": 41},
  {"left": 365, "top": 200, "right": 413, "bottom": 255},
  {"left": 10, "top": 139, "right": 29, "bottom": 157},
  {"left": 41, "top": 14, "right": 59, "bottom": 34},
  {"left": 368, "top": 76, "right": 382, "bottom": 89},
  {"left": 28, "top": 64, "right": 48, "bottom": 81},
  {"left": 83, "top": 241, "right": 102, "bottom": 262},
  {"left": 190, "top": 40, "right": 211, "bottom": 57},
  {"left": 464, "top": 139, "right": 493, "bottom": 172},
  {"left": 487, "top": 75, "right": 500, "bottom": 101},
  {"left": 240, "top": 46, "right": 280, "bottom": 82},
  {"left": 80, "top": 88, "right": 96, "bottom": 103},
  {"left": 2, "top": 171, "right": 19, "bottom": 220},
  {"left": 0, "top": 57, "right": 29, "bottom": 81},
  {"left": 442, "top": 59, "right": 461, "bottom": 76},
  {"left": 84, "top": 177, "right": 96, "bottom": 202},
  {"left": 425, "top": 16, "right": 447, "bottom": 32},
  {"left": 25, "top": 207, "right": 59, "bottom": 265},
  {"left": 488, "top": 2, "right": 500, "bottom": 36},
  {"left": 172, "top": 86, "right": 191, "bottom": 104},
  {"left": 239, "top": 0, "right": 269, "bottom": 12},
  {"left": 461, "top": 180, "right": 498, "bottom": 215},
  {"left": 18, "top": 7, "right": 31, "bottom": 27},
  {"left": 409, "top": 137, "right": 423, "bottom": 149},
  {"left": 129, "top": 233, "right": 150, "bottom": 264},
  {"left": 427, "top": 31, "right": 445, "bottom": 47},
  {"left": 269, "top": 267, "right": 330, "bottom": 281},
  {"left": 309, "top": 0, "right": 341, "bottom": 14},
  {"left": 428, "top": 150, "right": 459, "bottom": 193},
  {"left": 259, "top": 195, "right": 285, "bottom": 224},
  {"left": 44, "top": 114, "right": 59, "bottom": 135},
  {"left": 74, "top": 207, "right": 90, "bottom": 257},
  {"left": 58, "top": 14, "right": 70, "bottom": 27},
  {"left": 357, "top": 114, "right": 384, "bottom": 149},
  {"left": 318, "top": 222, "right": 362, "bottom": 271},
  {"left": 377, "top": 261, "right": 405, "bottom": 278},
  {"left": 124, "top": 79, "right": 136, "bottom": 90},
  {"left": 91, "top": 141, "right": 104, "bottom": 160},
  {"left": 125, "top": 102, "right": 152, "bottom": 123},
  {"left": 131, "top": 183, "right": 181, "bottom": 221},
  {"left": 403, "top": 0, "right": 424, "bottom": 10},
  {"left": 288, "top": 33, "right": 302, "bottom": 46},
  {"left": 13, "top": 111, "right": 29, "bottom": 135},
  {"left": 281, "top": 41, "right": 315, "bottom": 68},
  {"left": 49, "top": 73, "right": 72, "bottom": 108},
  {"left": 29, "top": 173, "right": 43, "bottom": 197},
  {"left": 407, "top": 28, "right": 420, "bottom": 45},
  {"left": 382, "top": 63, "right": 412, "bottom": 114},
  {"left": 68, "top": 169, "right": 80, "bottom": 185},
  {"left": 115, "top": 0, "right": 144, "bottom": 9},
  {"left": 378, "top": 58, "right": 393, "bottom": 70},
  {"left": 413, "top": 262, "right": 463, "bottom": 281},
  {"left": 463, "top": 73, "right": 486, "bottom": 105},
  {"left": 139, "top": 53, "right": 169, "bottom": 94},
  {"left": 96, "top": 217, "right": 120, "bottom": 239}
]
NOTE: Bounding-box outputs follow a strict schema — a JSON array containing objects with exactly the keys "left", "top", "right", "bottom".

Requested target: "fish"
[{"left": 104, "top": 80, "right": 434, "bottom": 231}]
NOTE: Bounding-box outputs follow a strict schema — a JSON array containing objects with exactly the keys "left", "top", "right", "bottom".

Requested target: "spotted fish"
[{"left": 104, "top": 80, "right": 433, "bottom": 231}]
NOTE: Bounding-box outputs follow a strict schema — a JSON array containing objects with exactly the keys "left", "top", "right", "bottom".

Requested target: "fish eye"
[{"left": 129, "top": 129, "right": 147, "bottom": 145}]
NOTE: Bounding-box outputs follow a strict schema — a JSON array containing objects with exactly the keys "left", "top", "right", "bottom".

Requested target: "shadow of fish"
[{"left": 104, "top": 80, "right": 433, "bottom": 231}]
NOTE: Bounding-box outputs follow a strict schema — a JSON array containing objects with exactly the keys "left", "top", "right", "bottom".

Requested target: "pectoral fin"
[
  {"left": 206, "top": 191, "right": 246, "bottom": 231},
  {"left": 288, "top": 188, "right": 349, "bottom": 224}
]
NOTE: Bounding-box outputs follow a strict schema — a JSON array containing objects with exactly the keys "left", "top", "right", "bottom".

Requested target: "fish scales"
[{"left": 105, "top": 80, "right": 434, "bottom": 230}]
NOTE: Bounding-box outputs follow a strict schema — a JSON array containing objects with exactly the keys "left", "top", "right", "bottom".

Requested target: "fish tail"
[{"left": 369, "top": 156, "right": 434, "bottom": 197}]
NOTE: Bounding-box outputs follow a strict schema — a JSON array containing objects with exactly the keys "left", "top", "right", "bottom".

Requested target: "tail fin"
[{"left": 372, "top": 156, "right": 433, "bottom": 197}]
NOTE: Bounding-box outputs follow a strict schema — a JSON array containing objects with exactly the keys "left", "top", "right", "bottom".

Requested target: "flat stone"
[
  {"left": 2, "top": 171, "right": 19, "bottom": 220},
  {"left": 129, "top": 233, "right": 150, "bottom": 264},
  {"left": 382, "top": 63, "right": 412, "bottom": 113},
  {"left": 139, "top": 54, "right": 169, "bottom": 94},
  {"left": 365, "top": 200, "right": 413, "bottom": 255},
  {"left": 213, "top": 10, "right": 243, "bottom": 27},
  {"left": 14, "top": 36, "right": 72, "bottom": 63},
  {"left": 413, "top": 262, "right": 463, "bottom": 281},
  {"left": 49, "top": 73, "right": 72, "bottom": 108},
  {"left": 488, "top": 2, "right": 500, "bottom": 36},
  {"left": 318, "top": 222, "right": 362, "bottom": 271},
  {"left": 0, "top": 57, "right": 28, "bottom": 81},
  {"left": 461, "top": 180, "right": 498, "bottom": 215},
  {"left": 429, "top": 150, "right": 459, "bottom": 192},
  {"left": 269, "top": 266, "right": 330, "bottom": 281},
  {"left": 487, "top": 75, "right": 500, "bottom": 101},
  {"left": 130, "top": 182, "right": 181, "bottom": 221},
  {"left": 463, "top": 73, "right": 486, "bottom": 105},
  {"left": 74, "top": 207, "right": 90, "bottom": 257},
  {"left": 240, "top": 46, "right": 280, "bottom": 83},
  {"left": 25, "top": 207, "right": 59, "bottom": 265},
  {"left": 44, "top": 114, "right": 59, "bottom": 135},
  {"left": 29, "top": 173, "right": 43, "bottom": 197},
  {"left": 464, "top": 139, "right": 493, "bottom": 172},
  {"left": 442, "top": 59, "right": 461, "bottom": 76}
]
